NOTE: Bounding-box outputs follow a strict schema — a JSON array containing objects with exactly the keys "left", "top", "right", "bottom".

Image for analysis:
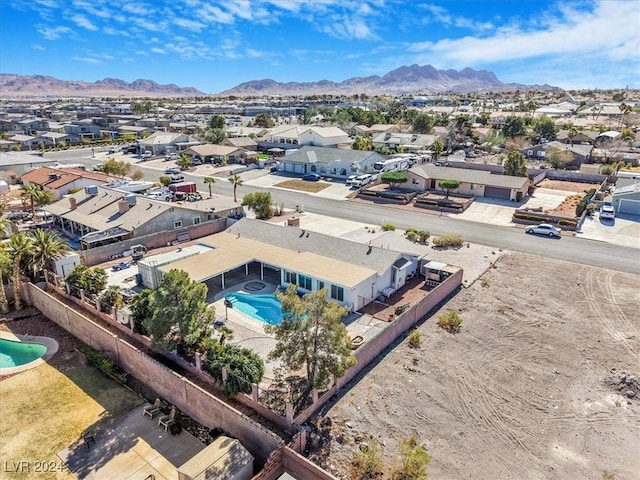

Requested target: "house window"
[
  {"left": 173, "top": 221, "right": 182, "bottom": 229},
  {"left": 470, "top": 184, "right": 475, "bottom": 190},
  {"left": 318, "top": 281, "right": 324, "bottom": 291},
  {"left": 284, "top": 270, "right": 297, "bottom": 285},
  {"left": 298, "top": 275, "right": 312, "bottom": 290},
  {"left": 330, "top": 284, "right": 344, "bottom": 302},
  {"left": 412, "top": 178, "right": 418, "bottom": 184},
  {"left": 193, "top": 217, "right": 201, "bottom": 225}
]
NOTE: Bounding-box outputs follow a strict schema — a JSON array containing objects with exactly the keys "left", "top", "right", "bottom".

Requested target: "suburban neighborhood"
[{"left": 1, "top": 86, "right": 638, "bottom": 480}]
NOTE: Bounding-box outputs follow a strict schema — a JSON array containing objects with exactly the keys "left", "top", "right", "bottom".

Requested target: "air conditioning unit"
[
  {"left": 124, "top": 194, "right": 137, "bottom": 205},
  {"left": 84, "top": 185, "right": 98, "bottom": 195}
]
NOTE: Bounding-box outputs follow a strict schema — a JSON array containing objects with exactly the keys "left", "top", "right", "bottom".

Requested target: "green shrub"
[
  {"left": 436, "top": 310, "right": 462, "bottom": 333},
  {"left": 576, "top": 188, "right": 597, "bottom": 216},
  {"left": 352, "top": 440, "right": 385, "bottom": 479},
  {"left": 382, "top": 223, "right": 396, "bottom": 231},
  {"left": 418, "top": 230, "right": 431, "bottom": 242},
  {"left": 432, "top": 234, "right": 464, "bottom": 248},
  {"left": 407, "top": 330, "right": 422, "bottom": 348},
  {"left": 81, "top": 346, "right": 128, "bottom": 384},
  {"left": 406, "top": 231, "right": 419, "bottom": 242}
]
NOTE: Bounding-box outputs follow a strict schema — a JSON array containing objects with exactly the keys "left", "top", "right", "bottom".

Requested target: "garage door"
[
  {"left": 484, "top": 186, "right": 511, "bottom": 200},
  {"left": 618, "top": 199, "right": 640, "bottom": 215}
]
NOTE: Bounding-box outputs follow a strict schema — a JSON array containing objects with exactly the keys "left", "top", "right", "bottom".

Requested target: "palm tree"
[
  {"left": 6, "top": 232, "right": 34, "bottom": 311},
  {"left": 21, "top": 184, "right": 41, "bottom": 218},
  {"left": 204, "top": 177, "right": 216, "bottom": 198},
  {"left": 28, "top": 229, "right": 69, "bottom": 281},
  {"left": 0, "top": 247, "right": 11, "bottom": 313},
  {"left": 228, "top": 174, "right": 243, "bottom": 203}
]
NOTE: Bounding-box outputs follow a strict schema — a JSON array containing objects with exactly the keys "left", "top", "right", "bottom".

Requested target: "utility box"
[{"left": 51, "top": 252, "right": 82, "bottom": 278}]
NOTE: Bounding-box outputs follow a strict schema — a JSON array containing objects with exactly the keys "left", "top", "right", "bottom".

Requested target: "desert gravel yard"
[{"left": 318, "top": 253, "right": 640, "bottom": 480}]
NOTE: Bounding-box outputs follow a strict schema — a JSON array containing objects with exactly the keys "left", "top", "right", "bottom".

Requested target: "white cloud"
[
  {"left": 71, "top": 14, "right": 98, "bottom": 31},
  {"left": 174, "top": 18, "right": 206, "bottom": 31},
  {"left": 31, "top": 43, "right": 46, "bottom": 50},
  {"left": 418, "top": 3, "right": 493, "bottom": 31},
  {"left": 151, "top": 47, "right": 167, "bottom": 54},
  {"left": 200, "top": 4, "right": 235, "bottom": 24},
  {"left": 122, "top": 2, "right": 148, "bottom": 16},
  {"left": 71, "top": 56, "right": 101, "bottom": 64},
  {"left": 409, "top": 1, "right": 639, "bottom": 66},
  {"left": 38, "top": 25, "right": 73, "bottom": 40}
]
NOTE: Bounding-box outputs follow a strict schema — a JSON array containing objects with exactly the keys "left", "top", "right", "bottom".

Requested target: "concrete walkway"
[{"left": 58, "top": 406, "right": 206, "bottom": 480}]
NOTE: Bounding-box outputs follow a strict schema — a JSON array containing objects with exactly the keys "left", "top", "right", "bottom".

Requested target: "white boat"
[{"left": 104, "top": 180, "right": 155, "bottom": 193}]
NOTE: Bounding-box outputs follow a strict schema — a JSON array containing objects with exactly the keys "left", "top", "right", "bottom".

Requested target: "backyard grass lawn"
[
  {"left": 0, "top": 363, "right": 143, "bottom": 480},
  {"left": 274, "top": 179, "right": 330, "bottom": 193}
]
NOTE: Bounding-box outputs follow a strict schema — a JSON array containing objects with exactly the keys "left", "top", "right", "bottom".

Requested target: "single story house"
[
  {"left": 371, "top": 132, "right": 438, "bottom": 153},
  {"left": 0, "top": 151, "right": 58, "bottom": 174},
  {"left": 279, "top": 146, "right": 385, "bottom": 178},
  {"left": 44, "top": 185, "right": 242, "bottom": 250},
  {"left": 221, "top": 136, "right": 258, "bottom": 151},
  {"left": 522, "top": 141, "right": 592, "bottom": 166},
  {"left": 405, "top": 164, "right": 531, "bottom": 201},
  {"left": 182, "top": 144, "right": 247, "bottom": 164},
  {"left": 155, "top": 218, "right": 429, "bottom": 312},
  {"left": 139, "top": 132, "right": 201, "bottom": 155},
  {"left": 612, "top": 182, "right": 640, "bottom": 216},
  {"left": 20, "top": 166, "right": 114, "bottom": 200}
]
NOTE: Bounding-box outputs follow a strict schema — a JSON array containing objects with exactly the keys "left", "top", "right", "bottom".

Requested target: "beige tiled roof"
[{"left": 164, "top": 232, "right": 377, "bottom": 287}]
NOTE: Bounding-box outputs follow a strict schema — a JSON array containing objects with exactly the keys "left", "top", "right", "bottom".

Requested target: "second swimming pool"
[{"left": 225, "top": 292, "right": 283, "bottom": 325}]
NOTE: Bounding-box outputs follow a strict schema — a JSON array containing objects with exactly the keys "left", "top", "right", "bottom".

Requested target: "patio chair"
[
  {"left": 158, "top": 406, "right": 177, "bottom": 431},
  {"left": 143, "top": 398, "right": 162, "bottom": 419}
]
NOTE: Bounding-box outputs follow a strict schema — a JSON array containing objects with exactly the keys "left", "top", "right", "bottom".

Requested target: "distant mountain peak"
[
  {"left": 221, "top": 64, "right": 556, "bottom": 96},
  {"left": 0, "top": 74, "right": 204, "bottom": 97}
]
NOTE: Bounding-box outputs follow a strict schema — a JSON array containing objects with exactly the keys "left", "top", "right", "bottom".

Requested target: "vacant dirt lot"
[
  {"left": 538, "top": 179, "right": 599, "bottom": 193},
  {"left": 319, "top": 253, "right": 640, "bottom": 479}
]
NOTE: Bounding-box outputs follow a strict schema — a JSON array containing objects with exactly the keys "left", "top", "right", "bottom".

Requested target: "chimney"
[
  {"left": 69, "top": 197, "right": 77, "bottom": 210},
  {"left": 118, "top": 200, "right": 130, "bottom": 214}
]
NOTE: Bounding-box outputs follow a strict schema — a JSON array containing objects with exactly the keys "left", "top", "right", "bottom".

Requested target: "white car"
[
  {"left": 141, "top": 151, "right": 152, "bottom": 159},
  {"left": 351, "top": 174, "right": 373, "bottom": 188},
  {"left": 346, "top": 175, "right": 358, "bottom": 186},
  {"left": 525, "top": 223, "right": 562, "bottom": 238},
  {"left": 599, "top": 204, "right": 616, "bottom": 219},
  {"left": 164, "top": 152, "right": 179, "bottom": 161}
]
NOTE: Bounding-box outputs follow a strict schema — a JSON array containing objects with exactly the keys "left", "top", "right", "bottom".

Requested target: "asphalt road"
[{"left": 49, "top": 152, "right": 640, "bottom": 275}]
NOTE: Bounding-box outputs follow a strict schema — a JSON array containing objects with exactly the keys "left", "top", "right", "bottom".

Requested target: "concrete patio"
[{"left": 58, "top": 404, "right": 206, "bottom": 480}]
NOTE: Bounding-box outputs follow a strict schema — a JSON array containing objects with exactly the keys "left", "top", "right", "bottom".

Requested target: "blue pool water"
[
  {"left": 0, "top": 338, "right": 47, "bottom": 368},
  {"left": 225, "top": 292, "right": 283, "bottom": 325}
]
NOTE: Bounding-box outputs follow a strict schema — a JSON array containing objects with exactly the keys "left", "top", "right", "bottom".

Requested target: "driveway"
[
  {"left": 455, "top": 187, "right": 574, "bottom": 227},
  {"left": 577, "top": 212, "right": 640, "bottom": 248}
]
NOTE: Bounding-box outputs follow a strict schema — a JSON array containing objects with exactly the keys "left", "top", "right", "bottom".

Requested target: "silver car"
[{"left": 525, "top": 223, "right": 562, "bottom": 237}]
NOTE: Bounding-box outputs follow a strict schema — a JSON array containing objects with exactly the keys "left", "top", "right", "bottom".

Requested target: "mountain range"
[
  {"left": 0, "top": 65, "right": 558, "bottom": 98},
  {"left": 0, "top": 74, "right": 204, "bottom": 97},
  {"left": 220, "top": 64, "right": 559, "bottom": 96}
]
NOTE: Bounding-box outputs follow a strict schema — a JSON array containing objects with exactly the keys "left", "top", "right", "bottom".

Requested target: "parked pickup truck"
[{"left": 164, "top": 152, "right": 179, "bottom": 161}]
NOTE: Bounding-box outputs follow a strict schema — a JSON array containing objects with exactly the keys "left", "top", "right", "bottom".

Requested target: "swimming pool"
[
  {"left": 0, "top": 338, "right": 48, "bottom": 369},
  {"left": 225, "top": 292, "right": 283, "bottom": 325}
]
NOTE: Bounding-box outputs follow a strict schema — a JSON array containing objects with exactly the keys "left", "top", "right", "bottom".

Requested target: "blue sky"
[{"left": 1, "top": 0, "right": 638, "bottom": 94}]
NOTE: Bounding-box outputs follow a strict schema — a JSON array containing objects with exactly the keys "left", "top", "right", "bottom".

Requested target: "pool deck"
[
  {"left": 208, "top": 279, "right": 390, "bottom": 385},
  {"left": 0, "top": 330, "right": 59, "bottom": 376}
]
